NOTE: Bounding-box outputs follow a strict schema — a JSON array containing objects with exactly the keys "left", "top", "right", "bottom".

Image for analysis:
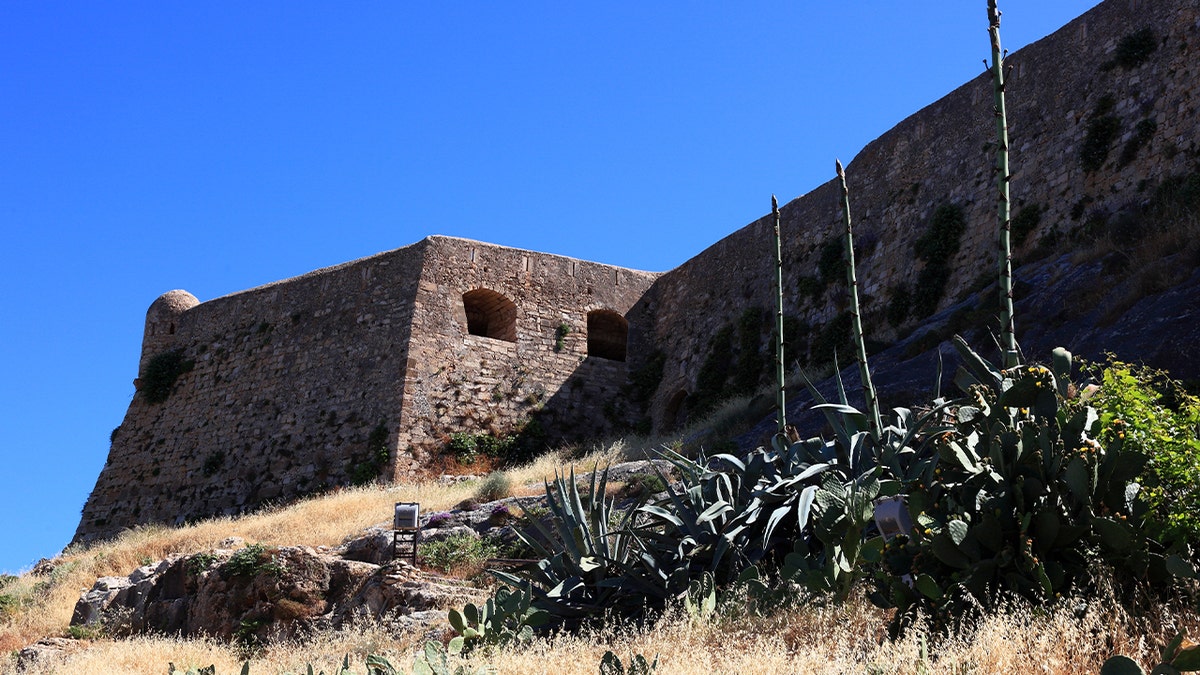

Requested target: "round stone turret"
[{"left": 139, "top": 290, "right": 199, "bottom": 376}]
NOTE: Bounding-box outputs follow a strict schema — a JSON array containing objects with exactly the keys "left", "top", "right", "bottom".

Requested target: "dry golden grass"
[{"left": 7, "top": 589, "right": 1196, "bottom": 675}]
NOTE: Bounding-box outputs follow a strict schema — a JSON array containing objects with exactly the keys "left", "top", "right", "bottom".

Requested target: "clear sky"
[{"left": 0, "top": 1, "right": 1102, "bottom": 574}]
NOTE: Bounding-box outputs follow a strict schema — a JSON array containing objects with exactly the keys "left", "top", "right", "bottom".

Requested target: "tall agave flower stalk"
[
  {"left": 835, "top": 160, "right": 882, "bottom": 441},
  {"left": 989, "top": 0, "right": 1019, "bottom": 368},
  {"left": 772, "top": 195, "right": 787, "bottom": 436}
]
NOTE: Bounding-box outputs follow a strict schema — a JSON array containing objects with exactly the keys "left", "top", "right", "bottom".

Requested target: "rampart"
[
  {"left": 76, "top": 0, "right": 1200, "bottom": 543},
  {"left": 77, "top": 238, "right": 657, "bottom": 542}
]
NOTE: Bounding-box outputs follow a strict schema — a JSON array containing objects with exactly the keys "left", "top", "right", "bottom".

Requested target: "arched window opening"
[
  {"left": 665, "top": 389, "right": 690, "bottom": 432},
  {"left": 586, "top": 310, "right": 628, "bottom": 361},
  {"left": 462, "top": 289, "right": 517, "bottom": 342}
]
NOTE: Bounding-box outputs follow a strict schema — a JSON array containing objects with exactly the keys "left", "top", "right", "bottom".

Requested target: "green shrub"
[
  {"left": 142, "top": 349, "right": 194, "bottom": 404},
  {"left": 554, "top": 322, "right": 571, "bottom": 352},
  {"left": 818, "top": 237, "right": 844, "bottom": 285},
  {"left": 224, "top": 544, "right": 282, "bottom": 578},
  {"left": 1010, "top": 203, "right": 1044, "bottom": 247},
  {"left": 1118, "top": 118, "right": 1157, "bottom": 167},
  {"left": 476, "top": 472, "right": 513, "bottom": 502},
  {"left": 734, "top": 307, "right": 767, "bottom": 395},
  {"left": 1112, "top": 28, "right": 1158, "bottom": 70},
  {"left": 622, "top": 472, "right": 666, "bottom": 499},
  {"left": 886, "top": 285, "right": 912, "bottom": 327},
  {"left": 796, "top": 275, "right": 824, "bottom": 303},
  {"left": 691, "top": 324, "right": 736, "bottom": 418},
  {"left": 626, "top": 350, "right": 665, "bottom": 404},
  {"left": 419, "top": 532, "right": 499, "bottom": 574},
  {"left": 350, "top": 422, "right": 391, "bottom": 486},
  {"left": 912, "top": 204, "right": 966, "bottom": 317},
  {"left": 448, "top": 433, "right": 480, "bottom": 465},
  {"left": 1081, "top": 95, "right": 1121, "bottom": 173},
  {"left": 186, "top": 552, "right": 219, "bottom": 576},
  {"left": 0, "top": 592, "right": 17, "bottom": 618},
  {"left": 1085, "top": 359, "right": 1200, "bottom": 547},
  {"left": 810, "top": 311, "right": 852, "bottom": 367},
  {"left": 202, "top": 451, "right": 225, "bottom": 478}
]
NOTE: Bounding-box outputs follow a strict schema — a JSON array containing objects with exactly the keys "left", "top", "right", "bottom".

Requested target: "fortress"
[{"left": 76, "top": 0, "right": 1200, "bottom": 544}]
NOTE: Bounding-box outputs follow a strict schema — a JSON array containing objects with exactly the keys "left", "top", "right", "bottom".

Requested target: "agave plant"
[{"left": 493, "top": 467, "right": 686, "bottom": 623}]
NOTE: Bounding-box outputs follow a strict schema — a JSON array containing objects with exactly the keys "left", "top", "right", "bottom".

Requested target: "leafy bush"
[
  {"left": 886, "top": 285, "right": 912, "bottom": 327},
  {"left": 691, "top": 325, "right": 736, "bottom": 418},
  {"left": 912, "top": 204, "right": 966, "bottom": 317},
  {"left": 142, "top": 348, "right": 194, "bottom": 404},
  {"left": 1112, "top": 28, "right": 1158, "bottom": 70},
  {"left": 621, "top": 472, "right": 666, "bottom": 499},
  {"left": 554, "top": 322, "right": 571, "bottom": 352},
  {"left": 350, "top": 422, "right": 391, "bottom": 486},
  {"left": 1081, "top": 95, "right": 1121, "bottom": 173},
  {"left": 224, "top": 544, "right": 282, "bottom": 578},
  {"left": 448, "top": 433, "right": 481, "bottom": 465},
  {"left": 202, "top": 451, "right": 225, "bottom": 478},
  {"left": 818, "top": 237, "right": 844, "bottom": 285},
  {"left": 1010, "top": 204, "right": 1044, "bottom": 247},
  {"left": 419, "top": 532, "right": 499, "bottom": 574},
  {"left": 476, "top": 472, "right": 513, "bottom": 502},
  {"left": 1084, "top": 358, "right": 1200, "bottom": 548}
]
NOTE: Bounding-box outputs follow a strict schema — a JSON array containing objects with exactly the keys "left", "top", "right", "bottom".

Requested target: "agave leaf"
[
  {"left": 695, "top": 501, "right": 733, "bottom": 525},
  {"left": 796, "top": 484, "right": 819, "bottom": 530},
  {"left": 952, "top": 335, "right": 1004, "bottom": 391},
  {"left": 637, "top": 503, "right": 684, "bottom": 528}
]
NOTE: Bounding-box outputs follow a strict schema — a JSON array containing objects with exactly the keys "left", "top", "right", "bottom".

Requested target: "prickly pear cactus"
[{"left": 869, "top": 338, "right": 1188, "bottom": 636}]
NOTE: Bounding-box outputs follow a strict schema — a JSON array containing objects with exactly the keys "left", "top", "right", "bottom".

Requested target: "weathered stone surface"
[
  {"left": 338, "top": 527, "right": 394, "bottom": 565},
  {"left": 15, "top": 637, "right": 82, "bottom": 672},
  {"left": 70, "top": 545, "right": 482, "bottom": 645}
]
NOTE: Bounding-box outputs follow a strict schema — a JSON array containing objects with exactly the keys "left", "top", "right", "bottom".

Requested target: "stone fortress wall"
[
  {"left": 644, "top": 0, "right": 1200, "bottom": 429},
  {"left": 76, "top": 0, "right": 1200, "bottom": 543},
  {"left": 76, "top": 238, "right": 657, "bottom": 543}
]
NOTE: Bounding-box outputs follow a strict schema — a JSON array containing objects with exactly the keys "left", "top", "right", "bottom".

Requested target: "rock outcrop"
[{"left": 71, "top": 545, "right": 479, "bottom": 644}]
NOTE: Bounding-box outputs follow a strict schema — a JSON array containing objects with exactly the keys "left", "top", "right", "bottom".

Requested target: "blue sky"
[{"left": 0, "top": 1, "right": 1101, "bottom": 574}]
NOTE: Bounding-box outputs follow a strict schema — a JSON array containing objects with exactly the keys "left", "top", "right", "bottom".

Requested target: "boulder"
[{"left": 70, "top": 544, "right": 484, "bottom": 645}]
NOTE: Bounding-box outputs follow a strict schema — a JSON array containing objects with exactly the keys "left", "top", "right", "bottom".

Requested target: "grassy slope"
[{"left": 2, "top": 440, "right": 1196, "bottom": 674}]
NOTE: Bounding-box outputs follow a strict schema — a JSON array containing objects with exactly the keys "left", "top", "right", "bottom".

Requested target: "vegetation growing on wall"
[
  {"left": 1010, "top": 203, "right": 1044, "bottom": 247},
  {"left": 625, "top": 350, "right": 665, "bottom": 405},
  {"left": 733, "top": 307, "right": 768, "bottom": 395},
  {"left": 912, "top": 203, "right": 966, "bottom": 317},
  {"left": 349, "top": 423, "right": 390, "bottom": 486},
  {"left": 142, "top": 349, "right": 194, "bottom": 404},
  {"left": 690, "top": 324, "right": 735, "bottom": 418},
  {"left": 446, "top": 417, "right": 548, "bottom": 467},
  {"left": 1106, "top": 27, "right": 1158, "bottom": 71},
  {"left": 1118, "top": 118, "right": 1158, "bottom": 167},
  {"left": 1081, "top": 95, "right": 1121, "bottom": 173}
]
